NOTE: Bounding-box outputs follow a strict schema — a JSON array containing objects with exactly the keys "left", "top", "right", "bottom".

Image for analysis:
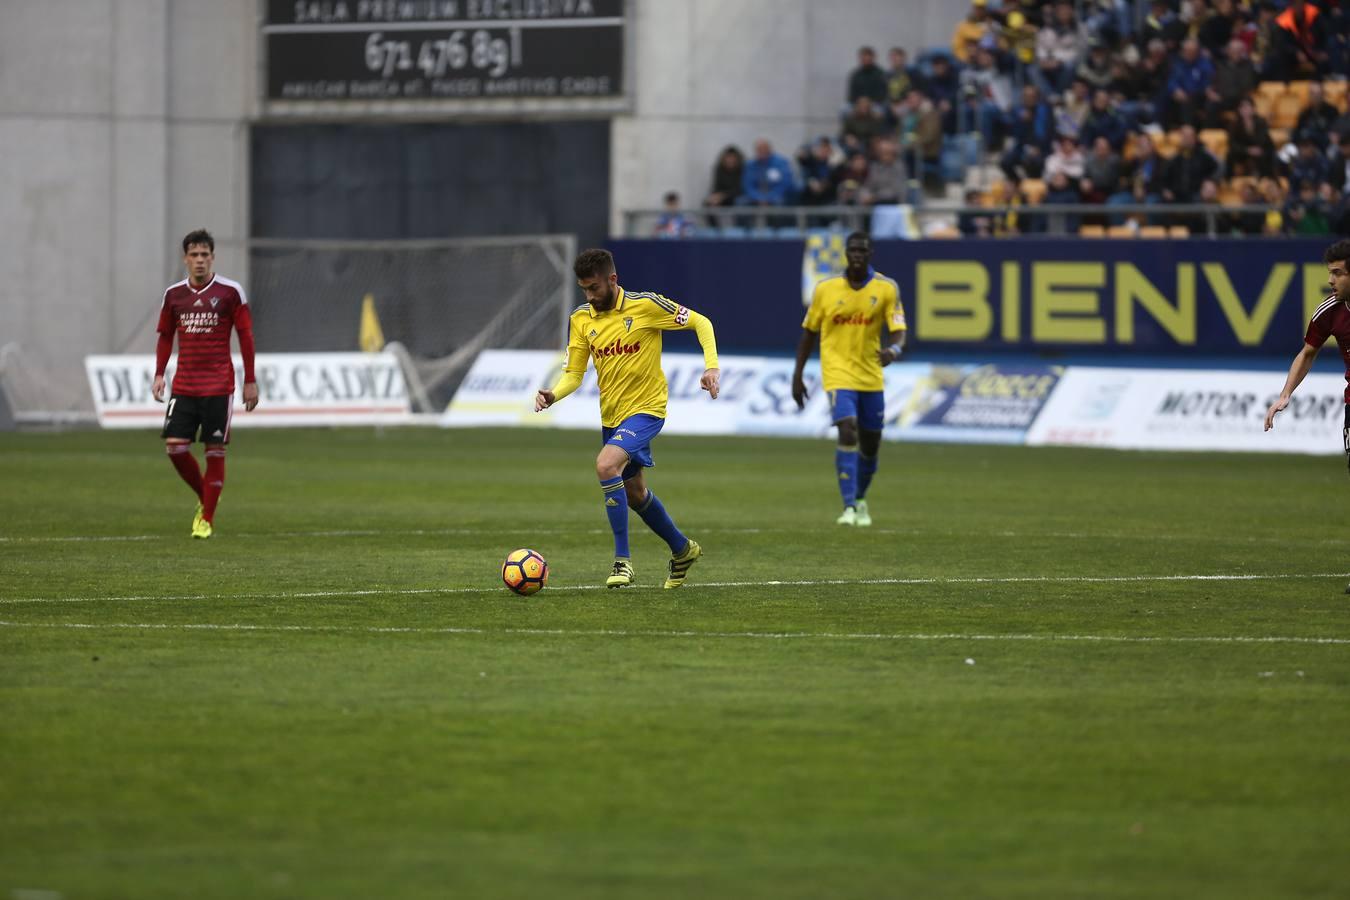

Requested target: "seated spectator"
[
  {"left": 1199, "top": 0, "right": 1239, "bottom": 59},
  {"left": 1289, "top": 133, "right": 1331, "bottom": 189},
  {"left": 959, "top": 188, "right": 995, "bottom": 236},
  {"left": 1001, "top": 3, "right": 1039, "bottom": 79},
  {"left": 833, "top": 154, "right": 871, "bottom": 206},
  {"left": 1164, "top": 38, "right": 1214, "bottom": 128},
  {"left": 1001, "top": 85, "right": 1054, "bottom": 183},
  {"left": 702, "top": 145, "right": 744, "bottom": 210},
  {"left": 1044, "top": 170, "right": 1084, "bottom": 232},
  {"left": 848, "top": 46, "right": 889, "bottom": 105},
  {"left": 1328, "top": 134, "right": 1350, "bottom": 196},
  {"left": 1123, "top": 132, "right": 1166, "bottom": 199},
  {"left": 1251, "top": 1, "right": 1282, "bottom": 79},
  {"left": 1045, "top": 133, "right": 1087, "bottom": 182},
  {"left": 737, "top": 139, "right": 797, "bottom": 207},
  {"left": 1035, "top": 0, "right": 1088, "bottom": 95},
  {"left": 1206, "top": 38, "right": 1256, "bottom": 127},
  {"left": 886, "top": 47, "right": 920, "bottom": 105},
  {"left": 952, "top": 0, "right": 994, "bottom": 63},
  {"left": 1080, "top": 89, "right": 1128, "bottom": 150},
  {"left": 1227, "top": 97, "right": 1275, "bottom": 178},
  {"left": 1284, "top": 179, "right": 1332, "bottom": 234},
  {"left": 1140, "top": 0, "right": 1186, "bottom": 51},
  {"left": 654, "top": 191, "right": 694, "bottom": 238},
  {"left": 1296, "top": 82, "right": 1341, "bottom": 149},
  {"left": 1084, "top": 136, "right": 1124, "bottom": 196},
  {"left": 926, "top": 56, "right": 961, "bottom": 133},
  {"left": 797, "top": 137, "right": 841, "bottom": 206},
  {"left": 1161, "top": 125, "right": 1218, "bottom": 202},
  {"left": 1076, "top": 43, "right": 1114, "bottom": 92},
  {"left": 960, "top": 47, "right": 1013, "bottom": 147},
  {"left": 1272, "top": 0, "right": 1329, "bottom": 80},
  {"left": 1129, "top": 39, "right": 1172, "bottom": 122},
  {"left": 1056, "top": 78, "right": 1092, "bottom": 138},
  {"left": 861, "top": 139, "right": 909, "bottom": 205},
  {"left": 896, "top": 90, "right": 944, "bottom": 183},
  {"left": 1223, "top": 181, "right": 1269, "bottom": 235},
  {"left": 841, "top": 96, "right": 885, "bottom": 154}
]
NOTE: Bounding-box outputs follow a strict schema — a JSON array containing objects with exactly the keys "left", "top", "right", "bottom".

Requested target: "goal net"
[
  {"left": 247, "top": 235, "right": 576, "bottom": 413},
  {"left": 0, "top": 234, "right": 577, "bottom": 425}
]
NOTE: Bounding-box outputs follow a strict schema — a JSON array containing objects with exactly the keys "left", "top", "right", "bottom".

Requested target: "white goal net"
[
  {"left": 247, "top": 235, "right": 576, "bottom": 413},
  {"left": 0, "top": 234, "right": 576, "bottom": 423}
]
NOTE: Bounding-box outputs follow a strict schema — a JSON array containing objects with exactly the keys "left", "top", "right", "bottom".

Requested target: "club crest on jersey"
[
  {"left": 624, "top": 317, "right": 633, "bottom": 333},
  {"left": 870, "top": 296, "right": 878, "bottom": 307},
  {"left": 674, "top": 305, "right": 690, "bottom": 326},
  {"left": 209, "top": 297, "right": 219, "bottom": 309}
]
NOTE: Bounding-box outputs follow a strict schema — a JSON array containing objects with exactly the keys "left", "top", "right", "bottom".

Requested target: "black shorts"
[{"left": 161, "top": 394, "right": 232, "bottom": 445}]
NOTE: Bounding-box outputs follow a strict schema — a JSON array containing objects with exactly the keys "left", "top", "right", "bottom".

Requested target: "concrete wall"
[
  {"left": 0, "top": 0, "right": 253, "bottom": 413},
  {"left": 610, "top": 0, "right": 967, "bottom": 233}
]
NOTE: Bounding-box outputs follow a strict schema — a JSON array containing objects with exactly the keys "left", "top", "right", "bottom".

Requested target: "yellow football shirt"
[
  {"left": 559, "top": 287, "right": 718, "bottom": 427},
  {"left": 802, "top": 272, "right": 906, "bottom": 392}
]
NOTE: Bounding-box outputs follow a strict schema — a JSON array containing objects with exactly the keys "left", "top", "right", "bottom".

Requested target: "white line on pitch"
[
  {"left": 2, "top": 571, "right": 1349, "bottom": 606},
  {"left": 0, "top": 619, "right": 1345, "bottom": 646},
  {"left": 1, "top": 528, "right": 1344, "bottom": 545}
]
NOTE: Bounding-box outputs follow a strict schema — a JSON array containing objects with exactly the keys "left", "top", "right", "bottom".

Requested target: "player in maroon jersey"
[{"left": 151, "top": 229, "right": 259, "bottom": 539}]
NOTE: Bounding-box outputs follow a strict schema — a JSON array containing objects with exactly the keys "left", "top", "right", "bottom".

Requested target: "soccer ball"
[{"left": 502, "top": 548, "right": 548, "bottom": 596}]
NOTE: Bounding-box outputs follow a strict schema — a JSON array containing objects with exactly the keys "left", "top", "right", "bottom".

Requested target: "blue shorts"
[
  {"left": 829, "top": 389, "right": 886, "bottom": 432},
  {"left": 601, "top": 413, "right": 665, "bottom": 480}
]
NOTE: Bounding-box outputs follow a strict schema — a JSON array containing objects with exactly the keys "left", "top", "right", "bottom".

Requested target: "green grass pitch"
[{"left": 2, "top": 427, "right": 1348, "bottom": 899}]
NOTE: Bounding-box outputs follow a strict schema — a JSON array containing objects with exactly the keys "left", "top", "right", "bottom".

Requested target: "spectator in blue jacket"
[
  {"left": 1000, "top": 84, "right": 1054, "bottom": 181},
  {"left": 738, "top": 139, "right": 798, "bottom": 206},
  {"left": 1079, "top": 89, "right": 1128, "bottom": 151},
  {"left": 1164, "top": 38, "right": 1214, "bottom": 128}
]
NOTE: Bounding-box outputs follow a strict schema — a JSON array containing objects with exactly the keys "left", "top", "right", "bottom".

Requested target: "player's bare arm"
[
  {"left": 1265, "top": 342, "right": 1320, "bottom": 431},
  {"left": 791, "top": 329, "right": 819, "bottom": 410},
  {"left": 877, "top": 329, "right": 907, "bottom": 365}
]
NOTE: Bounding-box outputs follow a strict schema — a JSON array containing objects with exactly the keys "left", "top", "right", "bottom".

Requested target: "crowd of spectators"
[{"left": 673, "top": 0, "right": 1350, "bottom": 238}]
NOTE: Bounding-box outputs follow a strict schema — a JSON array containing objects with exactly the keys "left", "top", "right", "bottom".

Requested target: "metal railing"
[{"left": 622, "top": 204, "right": 1285, "bottom": 239}]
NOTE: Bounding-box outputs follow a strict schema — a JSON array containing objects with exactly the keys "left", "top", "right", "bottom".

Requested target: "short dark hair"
[
  {"left": 182, "top": 229, "right": 214, "bottom": 253},
  {"left": 1324, "top": 240, "right": 1350, "bottom": 266},
  {"left": 846, "top": 231, "right": 871, "bottom": 249},
  {"left": 573, "top": 248, "right": 615, "bottom": 280}
]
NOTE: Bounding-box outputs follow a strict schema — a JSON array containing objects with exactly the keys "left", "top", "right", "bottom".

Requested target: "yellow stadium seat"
[
  {"left": 1286, "top": 80, "right": 1313, "bottom": 106},
  {"left": 1020, "top": 178, "right": 1048, "bottom": 205},
  {"left": 1199, "top": 128, "right": 1229, "bottom": 159},
  {"left": 1257, "top": 81, "right": 1289, "bottom": 105},
  {"left": 1252, "top": 91, "right": 1274, "bottom": 119},
  {"left": 1108, "top": 225, "right": 1137, "bottom": 238},
  {"left": 1079, "top": 224, "right": 1106, "bottom": 237},
  {"left": 1167, "top": 225, "right": 1191, "bottom": 238},
  {"left": 1139, "top": 226, "right": 1169, "bottom": 238},
  {"left": 1271, "top": 93, "right": 1304, "bottom": 128},
  {"left": 929, "top": 225, "right": 961, "bottom": 239},
  {"left": 1324, "top": 81, "right": 1348, "bottom": 112},
  {"left": 1269, "top": 127, "right": 1291, "bottom": 147}
]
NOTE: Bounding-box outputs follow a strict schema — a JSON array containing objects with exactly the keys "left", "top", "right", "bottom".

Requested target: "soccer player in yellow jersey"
[
  {"left": 791, "top": 232, "right": 907, "bottom": 526},
  {"left": 536, "top": 249, "right": 721, "bottom": 588}
]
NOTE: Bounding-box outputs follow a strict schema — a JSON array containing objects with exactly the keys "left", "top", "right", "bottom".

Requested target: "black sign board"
[{"left": 265, "top": 1, "right": 624, "bottom": 102}]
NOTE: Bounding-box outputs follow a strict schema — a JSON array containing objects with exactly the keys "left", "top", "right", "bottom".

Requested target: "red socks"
[
  {"left": 166, "top": 442, "right": 203, "bottom": 500},
  {"left": 202, "top": 447, "right": 226, "bottom": 524}
]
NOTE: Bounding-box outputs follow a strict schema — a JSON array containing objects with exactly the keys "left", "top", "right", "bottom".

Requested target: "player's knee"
[
  {"left": 836, "top": 419, "right": 858, "bottom": 446},
  {"left": 596, "top": 456, "right": 623, "bottom": 481},
  {"left": 860, "top": 429, "right": 882, "bottom": 458}
]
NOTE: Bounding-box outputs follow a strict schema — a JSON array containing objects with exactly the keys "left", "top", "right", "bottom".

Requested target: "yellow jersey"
[
  {"left": 556, "top": 287, "right": 719, "bottom": 427},
  {"left": 803, "top": 272, "right": 906, "bottom": 392}
]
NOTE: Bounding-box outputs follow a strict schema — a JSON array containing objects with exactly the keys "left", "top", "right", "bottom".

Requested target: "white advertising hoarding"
[
  {"left": 85, "top": 353, "right": 414, "bottom": 428},
  {"left": 442, "top": 350, "right": 1063, "bottom": 444},
  {"left": 1026, "top": 367, "right": 1345, "bottom": 455}
]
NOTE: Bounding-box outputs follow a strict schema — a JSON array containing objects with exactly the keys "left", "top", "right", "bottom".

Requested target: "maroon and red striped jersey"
[
  {"left": 156, "top": 275, "right": 255, "bottom": 397},
  {"left": 1304, "top": 294, "right": 1350, "bottom": 403}
]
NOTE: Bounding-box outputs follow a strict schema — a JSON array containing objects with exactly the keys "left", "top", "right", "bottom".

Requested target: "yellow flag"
[{"left": 359, "top": 293, "right": 385, "bottom": 352}]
